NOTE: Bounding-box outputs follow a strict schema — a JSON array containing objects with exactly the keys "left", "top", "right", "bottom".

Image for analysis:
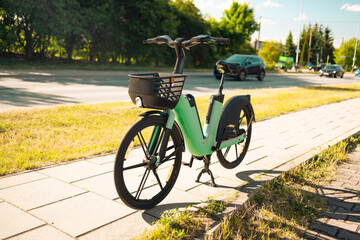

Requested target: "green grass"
[
  {"left": 1, "top": 83, "right": 360, "bottom": 175},
  {"left": 135, "top": 208, "right": 205, "bottom": 240},
  {"left": 134, "top": 200, "right": 227, "bottom": 240}
]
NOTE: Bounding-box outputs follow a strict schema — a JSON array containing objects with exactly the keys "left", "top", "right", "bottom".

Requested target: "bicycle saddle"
[{"left": 216, "top": 60, "right": 241, "bottom": 73}]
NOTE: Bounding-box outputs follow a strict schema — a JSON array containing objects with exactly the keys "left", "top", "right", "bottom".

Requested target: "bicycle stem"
[{"left": 172, "top": 38, "right": 186, "bottom": 74}]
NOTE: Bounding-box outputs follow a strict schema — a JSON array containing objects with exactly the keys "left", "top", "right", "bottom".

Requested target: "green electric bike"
[{"left": 114, "top": 35, "right": 255, "bottom": 210}]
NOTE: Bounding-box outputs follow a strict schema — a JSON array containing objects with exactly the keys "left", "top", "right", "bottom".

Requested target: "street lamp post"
[
  {"left": 295, "top": 0, "right": 304, "bottom": 71},
  {"left": 352, "top": 22, "right": 360, "bottom": 71}
]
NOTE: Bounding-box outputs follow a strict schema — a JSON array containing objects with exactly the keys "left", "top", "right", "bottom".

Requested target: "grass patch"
[
  {"left": 135, "top": 200, "right": 227, "bottom": 240},
  {"left": 135, "top": 208, "right": 206, "bottom": 240},
  {"left": 1, "top": 83, "right": 360, "bottom": 175},
  {"left": 210, "top": 133, "right": 360, "bottom": 240}
]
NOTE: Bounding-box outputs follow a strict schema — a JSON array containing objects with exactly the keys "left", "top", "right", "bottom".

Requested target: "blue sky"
[{"left": 193, "top": 0, "right": 360, "bottom": 48}]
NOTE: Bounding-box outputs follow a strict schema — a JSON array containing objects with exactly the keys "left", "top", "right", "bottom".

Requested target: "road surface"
[{"left": 0, "top": 69, "right": 359, "bottom": 111}]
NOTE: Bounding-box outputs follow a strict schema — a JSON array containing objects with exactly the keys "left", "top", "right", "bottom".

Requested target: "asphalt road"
[{"left": 0, "top": 69, "right": 359, "bottom": 111}]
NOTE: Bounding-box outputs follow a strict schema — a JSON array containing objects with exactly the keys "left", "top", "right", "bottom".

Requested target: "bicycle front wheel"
[
  {"left": 216, "top": 107, "right": 252, "bottom": 169},
  {"left": 114, "top": 115, "right": 182, "bottom": 210}
]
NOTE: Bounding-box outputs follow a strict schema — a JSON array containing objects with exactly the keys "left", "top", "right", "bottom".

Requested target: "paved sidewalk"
[
  {"left": 304, "top": 146, "right": 360, "bottom": 240},
  {"left": 1, "top": 98, "right": 360, "bottom": 240}
]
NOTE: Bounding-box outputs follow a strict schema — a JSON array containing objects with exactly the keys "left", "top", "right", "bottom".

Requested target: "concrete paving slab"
[
  {"left": 187, "top": 177, "right": 240, "bottom": 200},
  {"left": 73, "top": 172, "right": 118, "bottom": 200},
  {"left": 0, "top": 202, "right": 44, "bottom": 239},
  {"left": 172, "top": 166, "right": 205, "bottom": 191},
  {"left": 29, "top": 192, "right": 135, "bottom": 237},
  {"left": 38, "top": 161, "right": 110, "bottom": 183},
  {"left": 86, "top": 154, "right": 115, "bottom": 165},
  {"left": 0, "top": 178, "right": 86, "bottom": 210},
  {"left": 8, "top": 225, "right": 73, "bottom": 240},
  {"left": 0, "top": 172, "right": 47, "bottom": 190},
  {"left": 78, "top": 211, "right": 157, "bottom": 240}
]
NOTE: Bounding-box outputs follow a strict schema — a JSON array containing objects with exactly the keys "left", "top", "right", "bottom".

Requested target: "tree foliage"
[
  {"left": 299, "top": 23, "right": 335, "bottom": 65},
  {"left": 210, "top": 1, "right": 258, "bottom": 57},
  {"left": 0, "top": 0, "right": 259, "bottom": 67},
  {"left": 283, "top": 31, "right": 296, "bottom": 59},
  {"left": 258, "top": 41, "right": 282, "bottom": 67},
  {"left": 334, "top": 38, "right": 359, "bottom": 71}
]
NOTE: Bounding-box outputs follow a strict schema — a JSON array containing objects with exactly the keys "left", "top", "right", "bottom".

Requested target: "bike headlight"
[
  {"left": 135, "top": 96, "right": 143, "bottom": 107},
  {"left": 333, "top": 71, "right": 336, "bottom": 73}
]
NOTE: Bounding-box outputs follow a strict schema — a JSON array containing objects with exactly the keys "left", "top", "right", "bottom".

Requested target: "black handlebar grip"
[
  {"left": 143, "top": 38, "right": 156, "bottom": 44},
  {"left": 211, "top": 37, "right": 230, "bottom": 44}
]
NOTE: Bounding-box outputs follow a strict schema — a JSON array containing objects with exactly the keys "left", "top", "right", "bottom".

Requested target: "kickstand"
[{"left": 196, "top": 155, "right": 216, "bottom": 187}]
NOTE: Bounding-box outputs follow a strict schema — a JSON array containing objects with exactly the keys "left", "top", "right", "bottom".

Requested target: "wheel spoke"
[
  {"left": 224, "top": 146, "right": 231, "bottom": 158},
  {"left": 123, "top": 162, "right": 147, "bottom": 171},
  {"left": 135, "top": 168, "right": 150, "bottom": 199},
  {"left": 153, "top": 170, "right": 163, "bottom": 190},
  {"left": 161, "top": 145, "right": 182, "bottom": 164},
  {"left": 235, "top": 144, "right": 238, "bottom": 159},
  {"left": 239, "top": 111, "right": 245, "bottom": 125},
  {"left": 149, "top": 127, "right": 164, "bottom": 155},
  {"left": 137, "top": 131, "right": 150, "bottom": 158}
]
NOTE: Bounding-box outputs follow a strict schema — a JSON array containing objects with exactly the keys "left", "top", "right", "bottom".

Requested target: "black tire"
[
  {"left": 216, "top": 107, "right": 252, "bottom": 169},
  {"left": 114, "top": 115, "right": 182, "bottom": 210},
  {"left": 238, "top": 70, "right": 246, "bottom": 81},
  {"left": 257, "top": 70, "right": 265, "bottom": 81},
  {"left": 340, "top": 74, "right": 344, "bottom": 78},
  {"left": 333, "top": 73, "right": 337, "bottom": 78},
  {"left": 319, "top": 74, "right": 323, "bottom": 77}
]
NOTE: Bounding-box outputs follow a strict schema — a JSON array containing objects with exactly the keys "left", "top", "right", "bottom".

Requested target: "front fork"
[
  {"left": 145, "top": 110, "right": 175, "bottom": 166},
  {"left": 157, "top": 110, "right": 175, "bottom": 163}
]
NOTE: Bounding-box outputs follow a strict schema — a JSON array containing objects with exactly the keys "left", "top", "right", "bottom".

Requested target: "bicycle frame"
[
  {"left": 163, "top": 94, "right": 246, "bottom": 157},
  {"left": 147, "top": 36, "right": 246, "bottom": 160}
]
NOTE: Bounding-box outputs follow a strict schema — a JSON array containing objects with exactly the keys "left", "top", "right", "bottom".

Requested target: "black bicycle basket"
[{"left": 128, "top": 73, "right": 186, "bottom": 110}]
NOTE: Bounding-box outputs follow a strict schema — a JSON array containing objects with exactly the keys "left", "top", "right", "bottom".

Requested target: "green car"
[{"left": 275, "top": 56, "right": 294, "bottom": 70}]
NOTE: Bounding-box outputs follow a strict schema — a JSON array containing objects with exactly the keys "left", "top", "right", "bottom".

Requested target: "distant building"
[{"left": 253, "top": 39, "right": 264, "bottom": 50}]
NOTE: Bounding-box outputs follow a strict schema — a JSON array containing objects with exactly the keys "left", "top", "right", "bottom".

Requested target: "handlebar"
[{"left": 143, "top": 35, "right": 230, "bottom": 49}]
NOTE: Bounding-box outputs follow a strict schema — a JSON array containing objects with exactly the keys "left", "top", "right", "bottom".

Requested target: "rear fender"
[{"left": 216, "top": 95, "right": 255, "bottom": 143}]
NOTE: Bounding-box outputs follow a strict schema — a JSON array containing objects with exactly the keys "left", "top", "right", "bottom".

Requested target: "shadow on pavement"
[{"left": 0, "top": 86, "right": 78, "bottom": 107}]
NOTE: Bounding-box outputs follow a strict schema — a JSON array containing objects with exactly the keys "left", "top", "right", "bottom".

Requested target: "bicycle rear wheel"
[
  {"left": 216, "top": 107, "right": 252, "bottom": 169},
  {"left": 114, "top": 115, "right": 182, "bottom": 210}
]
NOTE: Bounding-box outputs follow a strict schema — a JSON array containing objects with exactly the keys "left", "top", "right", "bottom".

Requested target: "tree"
[
  {"left": 334, "top": 38, "right": 360, "bottom": 71},
  {"left": 116, "top": 0, "right": 179, "bottom": 65},
  {"left": 258, "top": 40, "right": 282, "bottom": 68},
  {"left": 171, "top": 0, "right": 213, "bottom": 67},
  {"left": 0, "top": 2, "right": 18, "bottom": 52},
  {"left": 283, "top": 31, "right": 296, "bottom": 59},
  {"left": 211, "top": 1, "right": 258, "bottom": 56},
  {"left": 323, "top": 26, "right": 335, "bottom": 64},
  {"left": 299, "top": 23, "right": 335, "bottom": 66}
]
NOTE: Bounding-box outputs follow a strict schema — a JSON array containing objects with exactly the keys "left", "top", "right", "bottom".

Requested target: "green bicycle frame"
[{"left": 164, "top": 94, "right": 245, "bottom": 157}]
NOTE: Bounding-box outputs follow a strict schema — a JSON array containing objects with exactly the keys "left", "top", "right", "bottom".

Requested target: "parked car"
[
  {"left": 319, "top": 64, "right": 344, "bottom": 78},
  {"left": 310, "top": 63, "right": 326, "bottom": 71},
  {"left": 214, "top": 54, "right": 265, "bottom": 81}
]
